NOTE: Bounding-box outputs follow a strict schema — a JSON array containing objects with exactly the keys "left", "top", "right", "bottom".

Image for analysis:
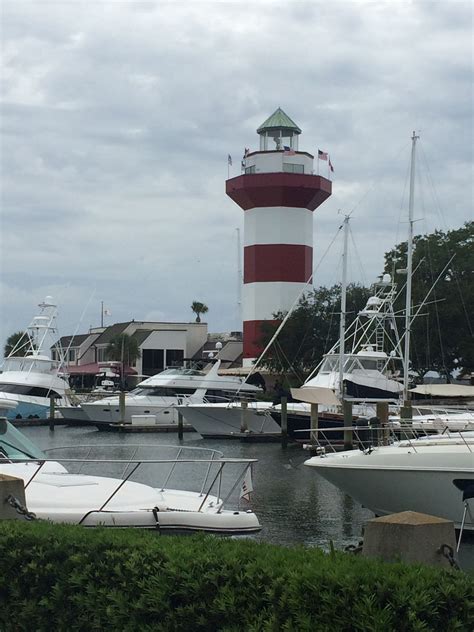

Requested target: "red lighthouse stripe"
[
  {"left": 243, "top": 319, "right": 279, "bottom": 360},
  {"left": 244, "top": 244, "right": 312, "bottom": 284},
  {"left": 226, "top": 173, "right": 332, "bottom": 211}
]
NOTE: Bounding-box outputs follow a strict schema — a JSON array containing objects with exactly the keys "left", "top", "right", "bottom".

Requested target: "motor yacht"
[
  {"left": 304, "top": 430, "right": 474, "bottom": 531},
  {"left": 0, "top": 298, "right": 73, "bottom": 421},
  {"left": 0, "top": 401, "right": 261, "bottom": 534},
  {"left": 80, "top": 360, "right": 262, "bottom": 427}
]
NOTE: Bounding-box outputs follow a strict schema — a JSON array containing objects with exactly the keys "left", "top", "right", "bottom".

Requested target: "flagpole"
[{"left": 101, "top": 301, "right": 104, "bottom": 328}]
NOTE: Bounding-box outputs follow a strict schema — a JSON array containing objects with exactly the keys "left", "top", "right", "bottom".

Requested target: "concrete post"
[
  {"left": 0, "top": 475, "right": 28, "bottom": 520},
  {"left": 280, "top": 396, "right": 288, "bottom": 449},
  {"left": 362, "top": 511, "right": 457, "bottom": 569}
]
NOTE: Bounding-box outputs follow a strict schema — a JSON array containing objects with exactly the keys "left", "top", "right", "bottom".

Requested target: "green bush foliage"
[{"left": 0, "top": 521, "right": 472, "bottom": 631}]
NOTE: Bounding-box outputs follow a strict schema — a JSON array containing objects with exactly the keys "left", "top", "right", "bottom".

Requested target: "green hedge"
[{"left": 0, "top": 521, "right": 472, "bottom": 631}]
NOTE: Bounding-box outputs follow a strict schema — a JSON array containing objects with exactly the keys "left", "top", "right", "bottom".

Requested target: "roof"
[
  {"left": 257, "top": 108, "right": 301, "bottom": 134},
  {"left": 56, "top": 334, "right": 93, "bottom": 347},
  {"left": 92, "top": 322, "right": 132, "bottom": 345}
]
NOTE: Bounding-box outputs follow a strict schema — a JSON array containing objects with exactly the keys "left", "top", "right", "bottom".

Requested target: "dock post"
[
  {"left": 240, "top": 401, "right": 248, "bottom": 433},
  {"left": 0, "top": 474, "right": 29, "bottom": 520},
  {"left": 49, "top": 396, "right": 55, "bottom": 431},
  {"left": 280, "top": 396, "right": 288, "bottom": 449},
  {"left": 310, "top": 403, "right": 318, "bottom": 446},
  {"left": 343, "top": 400, "right": 353, "bottom": 450},
  {"left": 376, "top": 401, "right": 389, "bottom": 446},
  {"left": 119, "top": 391, "right": 126, "bottom": 424},
  {"left": 178, "top": 411, "right": 184, "bottom": 440}
]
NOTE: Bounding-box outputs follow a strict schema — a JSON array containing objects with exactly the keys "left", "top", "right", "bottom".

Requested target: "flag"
[
  {"left": 283, "top": 146, "right": 296, "bottom": 156},
  {"left": 244, "top": 147, "right": 250, "bottom": 157},
  {"left": 329, "top": 157, "right": 334, "bottom": 173},
  {"left": 228, "top": 154, "right": 232, "bottom": 165},
  {"left": 240, "top": 466, "right": 254, "bottom": 501},
  {"left": 318, "top": 150, "right": 328, "bottom": 161},
  {"left": 103, "top": 308, "right": 112, "bottom": 316}
]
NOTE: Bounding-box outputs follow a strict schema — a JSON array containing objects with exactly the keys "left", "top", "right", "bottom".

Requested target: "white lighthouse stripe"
[
  {"left": 244, "top": 207, "right": 313, "bottom": 247},
  {"left": 242, "top": 281, "right": 310, "bottom": 322}
]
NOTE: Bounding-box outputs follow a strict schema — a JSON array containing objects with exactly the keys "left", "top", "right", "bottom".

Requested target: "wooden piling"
[
  {"left": 310, "top": 403, "right": 318, "bottom": 446},
  {"left": 178, "top": 411, "right": 184, "bottom": 440},
  {"left": 119, "top": 391, "right": 126, "bottom": 424},
  {"left": 280, "top": 396, "right": 288, "bottom": 449},
  {"left": 49, "top": 396, "right": 55, "bottom": 431},
  {"left": 376, "top": 401, "right": 389, "bottom": 446},
  {"left": 240, "top": 401, "right": 248, "bottom": 433},
  {"left": 343, "top": 400, "right": 353, "bottom": 450}
]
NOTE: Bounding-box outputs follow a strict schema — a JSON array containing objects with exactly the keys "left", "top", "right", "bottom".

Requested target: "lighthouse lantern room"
[{"left": 226, "top": 108, "right": 332, "bottom": 366}]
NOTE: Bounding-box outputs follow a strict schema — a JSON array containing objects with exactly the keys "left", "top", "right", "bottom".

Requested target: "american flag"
[
  {"left": 318, "top": 149, "right": 328, "bottom": 161},
  {"left": 228, "top": 154, "right": 232, "bottom": 165},
  {"left": 283, "top": 145, "right": 296, "bottom": 156},
  {"left": 329, "top": 157, "right": 334, "bottom": 172}
]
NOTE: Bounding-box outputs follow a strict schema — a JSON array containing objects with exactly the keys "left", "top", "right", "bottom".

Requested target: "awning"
[
  {"left": 410, "top": 384, "right": 474, "bottom": 398},
  {"left": 291, "top": 387, "right": 340, "bottom": 406}
]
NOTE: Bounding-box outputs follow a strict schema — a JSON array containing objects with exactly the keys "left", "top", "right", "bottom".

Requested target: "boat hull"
[{"left": 177, "top": 402, "right": 280, "bottom": 437}]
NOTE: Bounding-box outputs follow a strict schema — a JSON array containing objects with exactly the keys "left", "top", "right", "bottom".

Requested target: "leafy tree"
[
  {"left": 105, "top": 334, "right": 141, "bottom": 369},
  {"left": 258, "top": 284, "right": 372, "bottom": 382},
  {"left": 191, "top": 301, "right": 209, "bottom": 323},
  {"left": 384, "top": 221, "right": 473, "bottom": 378},
  {"left": 3, "top": 331, "right": 32, "bottom": 358}
]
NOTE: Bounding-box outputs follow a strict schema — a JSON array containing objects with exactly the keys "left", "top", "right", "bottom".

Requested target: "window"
[
  {"left": 142, "top": 349, "right": 164, "bottom": 375},
  {"left": 68, "top": 349, "right": 76, "bottom": 362},
  {"left": 283, "top": 163, "right": 304, "bottom": 174},
  {"left": 166, "top": 349, "right": 184, "bottom": 367},
  {"left": 245, "top": 165, "right": 256, "bottom": 174},
  {"left": 96, "top": 347, "right": 107, "bottom": 363}
]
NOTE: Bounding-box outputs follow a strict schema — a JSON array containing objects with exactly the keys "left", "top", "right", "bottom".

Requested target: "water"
[{"left": 20, "top": 424, "right": 474, "bottom": 570}]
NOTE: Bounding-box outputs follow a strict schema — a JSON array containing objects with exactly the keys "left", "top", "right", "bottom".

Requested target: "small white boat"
[
  {"left": 0, "top": 297, "right": 73, "bottom": 421},
  {"left": 0, "top": 401, "right": 260, "bottom": 533},
  {"left": 79, "top": 360, "right": 262, "bottom": 427},
  {"left": 304, "top": 430, "right": 474, "bottom": 531},
  {"left": 176, "top": 400, "right": 281, "bottom": 438}
]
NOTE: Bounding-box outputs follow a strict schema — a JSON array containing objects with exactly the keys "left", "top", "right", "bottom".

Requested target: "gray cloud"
[{"left": 1, "top": 1, "right": 472, "bottom": 352}]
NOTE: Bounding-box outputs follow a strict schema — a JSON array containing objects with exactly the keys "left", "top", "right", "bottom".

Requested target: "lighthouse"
[{"left": 226, "top": 108, "right": 332, "bottom": 366}]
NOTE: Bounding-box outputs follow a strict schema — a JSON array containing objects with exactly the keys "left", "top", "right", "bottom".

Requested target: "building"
[{"left": 226, "top": 107, "right": 332, "bottom": 365}]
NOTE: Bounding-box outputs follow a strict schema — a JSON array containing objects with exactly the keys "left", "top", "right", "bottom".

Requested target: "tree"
[
  {"left": 3, "top": 331, "right": 32, "bottom": 358},
  {"left": 105, "top": 334, "right": 141, "bottom": 369},
  {"left": 258, "top": 283, "right": 372, "bottom": 382},
  {"left": 191, "top": 301, "right": 209, "bottom": 323},
  {"left": 384, "top": 221, "right": 473, "bottom": 378}
]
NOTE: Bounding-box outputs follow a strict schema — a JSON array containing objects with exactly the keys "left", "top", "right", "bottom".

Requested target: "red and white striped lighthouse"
[{"left": 226, "top": 108, "right": 332, "bottom": 366}]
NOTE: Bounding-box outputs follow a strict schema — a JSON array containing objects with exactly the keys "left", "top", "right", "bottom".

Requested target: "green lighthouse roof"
[{"left": 257, "top": 107, "right": 302, "bottom": 134}]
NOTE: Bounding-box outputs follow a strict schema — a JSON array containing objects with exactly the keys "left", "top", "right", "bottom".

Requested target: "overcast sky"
[{"left": 1, "top": 0, "right": 472, "bottom": 353}]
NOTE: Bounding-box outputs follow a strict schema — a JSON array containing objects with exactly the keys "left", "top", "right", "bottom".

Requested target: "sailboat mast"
[
  {"left": 338, "top": 216, "right": 350, "bottom": 397},
  {"left": 403, "top": 131, "right": 419, "bottom": 402}
]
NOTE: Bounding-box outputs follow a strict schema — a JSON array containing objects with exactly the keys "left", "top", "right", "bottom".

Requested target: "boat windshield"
[
  {"left": 0, "top": 419, "right": 46, "bottom": 460},
  {"left": 158, "top": 368, "right": 205, "bottom": 377},
  {"left": 319, "top": 354, "right": 384, "bottom": 374},
  {"left": 1, "top": 356, "right": 59, "bottom": 374}
]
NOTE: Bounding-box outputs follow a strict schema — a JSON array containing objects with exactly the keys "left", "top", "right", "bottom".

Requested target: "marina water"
[{"left": 21, "top": 424, "right": 474, "bottom": 571}]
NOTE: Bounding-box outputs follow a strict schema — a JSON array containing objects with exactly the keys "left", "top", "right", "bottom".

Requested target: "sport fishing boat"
[
  {"left": 79, "top": 360, "right": 263, "bottom": 428},
  {"left": 0, "top": 297, "right": 73, "bottom": 421},
  {"left": 0, "top": 401, "right": 260, "bottom": 533},
  {"left": 304, "top": 430, "right": 474, "bottom": 532}
]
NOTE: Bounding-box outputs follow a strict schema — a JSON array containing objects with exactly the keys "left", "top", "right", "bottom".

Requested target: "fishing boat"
[
  {"left": 0, "top": 297, "right": 73, "bottom": 421},
  {"left": 0, "top": 400, "right": 260, "bottom": 533}
]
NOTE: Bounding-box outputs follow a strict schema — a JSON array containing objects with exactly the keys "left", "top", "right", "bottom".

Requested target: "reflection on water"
[{"left": 20, "top": 425, "right": 474, "bottom": 569}]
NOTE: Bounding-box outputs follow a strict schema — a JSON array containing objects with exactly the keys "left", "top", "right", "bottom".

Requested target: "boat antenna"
[
  {"left": 402, "top": 131, "right": 419, "bottom": 403},
  {"left": 338, "top": 215, "right": 350, "bottom": 399}
]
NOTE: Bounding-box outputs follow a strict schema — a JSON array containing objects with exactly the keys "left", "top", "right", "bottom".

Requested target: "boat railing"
[
  {"left": 300, "top": 424, "right": 474, "bottom": 455},
  {"left": 13, "top": 444, "right": 258, "bottom": 515}
]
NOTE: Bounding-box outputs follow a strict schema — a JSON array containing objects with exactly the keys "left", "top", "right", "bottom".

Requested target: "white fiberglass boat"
[
  {"left": 80, "top": 360, "right": 262, "bottom": 427},
  {"left": 176, "top": 400, "right": 281, "bottom": 438},
  {"left": 0, "top": 406, "right": 260, "bottom": 533},
  {"left": 0, "top": 297, "right": 73, "bottom": 421},
  {"left": 304, "top": 431, "right": 474, "bottom": 531}
]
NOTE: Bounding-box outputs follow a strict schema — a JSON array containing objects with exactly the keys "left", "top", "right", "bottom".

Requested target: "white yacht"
[
  {"left": 0, "top": 298, "right": 72, "bottom": 421},
  {"left": 304, "top": 431, "right": 474, "bottom": 531},
  {"left": 80, "top": 360, "right": 262, "bottom": 426},
  {"left": 0, "top": 401, "right": 261, "bottom": 533}
]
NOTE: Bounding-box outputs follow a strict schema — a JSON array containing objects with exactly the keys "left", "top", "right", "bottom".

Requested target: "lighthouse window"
[
  {"left": 245, "top": 165, "right": 256, "bottom": 174},
  {"left": 283, "top": 163, "right": 304, "bottom": 174}
]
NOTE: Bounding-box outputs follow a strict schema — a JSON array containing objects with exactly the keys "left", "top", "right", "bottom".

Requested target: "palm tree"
[
  {"left": 3, "top": 331, "right": 32, "bottom": 358},
  {"left": 191, "top": 301, "right": 209, "bottom": 323},
  {"left": 105, "top": 333, "right": 141, "bottom": 383}
]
